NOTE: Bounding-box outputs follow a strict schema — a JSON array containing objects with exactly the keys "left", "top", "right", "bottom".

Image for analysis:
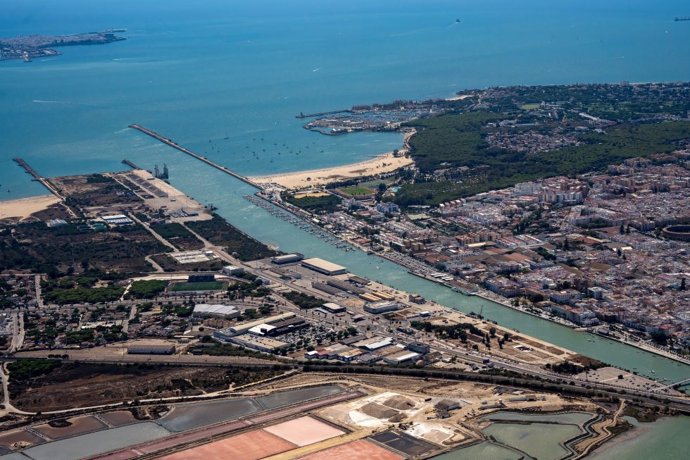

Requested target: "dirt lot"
[
  {"left": 151, "top": 253, "right": 224, "bottom": 272},
  {"left": 10, "top": 363, "right": 279, "bottom": 412},
  {"left": 52, "top": 174, "right": 142, "bottom": 209}
]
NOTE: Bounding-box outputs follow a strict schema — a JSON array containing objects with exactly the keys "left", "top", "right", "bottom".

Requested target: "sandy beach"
[
  {"left": 251, "top": 130, "right": 416, "bottom": 190},
  {"left": 0, "top": 195, "right": 60, "bottom": 220},
  {"left": 252, "top": 153, "right": 414, "bottom": 190},
  {"left": 445, "top": 93, "right": 474, "bottom": 101}
]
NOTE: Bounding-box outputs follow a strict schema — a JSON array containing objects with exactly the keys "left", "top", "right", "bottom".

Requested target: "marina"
[{"left": 244, "top": 194, "right": 356, "bottom": 251}]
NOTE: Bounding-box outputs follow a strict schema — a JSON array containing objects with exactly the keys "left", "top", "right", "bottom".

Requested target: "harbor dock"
[
  {"left": 12, "top": 157, "right": 64, "bottom": 199},
  {"left": 128, "top": 124, "right": 261, "bottom": 189}
]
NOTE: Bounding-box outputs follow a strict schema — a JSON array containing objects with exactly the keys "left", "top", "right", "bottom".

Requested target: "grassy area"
[
  {"left": 339, "top": 185, "right": 375, "bottom": 197},
  {"left": 126, "top": 280, "right": 168, "bottom": 299},
  {"left": 171, "top": 281, "right": 225, "bottom": 292},
  {"left": 8, "top": 359, "right": 61, "bottom": 381},
  {"left": 187, "top": 215, "right": 277, "bottom": 261},
  {"left": 398, "top": 113, "right": 690, "bottom": 206},
  {"left": 284, "top": 193, "right": 341, "bottom": 213}
]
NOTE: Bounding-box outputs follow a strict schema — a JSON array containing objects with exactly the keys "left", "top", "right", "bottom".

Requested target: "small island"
[{"left": 0, "top": 29, "right": 126, "bottom": 62}]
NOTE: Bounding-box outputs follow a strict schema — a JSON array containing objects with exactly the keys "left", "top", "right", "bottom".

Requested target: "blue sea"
[
  {"left": 3, "top": 4, "right": 690, "bottom": 457},
  {"left": 1, "top": 0, "right": 689, "bottom": 199}
]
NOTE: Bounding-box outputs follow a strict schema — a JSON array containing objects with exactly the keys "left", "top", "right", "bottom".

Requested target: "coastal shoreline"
[
  {"left": 251, "top": 130, "right": 415, "bottom": 190},
  {"left": 0, "top": 195, "right": 60, "bottom": 220}
]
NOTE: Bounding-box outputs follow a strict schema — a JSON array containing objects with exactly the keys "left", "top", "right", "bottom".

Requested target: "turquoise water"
[
  {"left": 2, "top": 2, "right": 690, "bottom": 457},
  {"left": 483, "top": 410, "right": 594, "bottom": 425},
  {"left": 590, "top": 416, "right": 690, "bottom": 460},
  {"left": 1, "top": 0, "right": 689, "bottom": 382},
  {"left": 483, "top": 421, "right": 582, "bottom": 460},
  {"left": 2, "top": 0, "right": 690, "bottom": 198},
  {"left": 433, "top": 442, "right": 522, "bottom": 460}
]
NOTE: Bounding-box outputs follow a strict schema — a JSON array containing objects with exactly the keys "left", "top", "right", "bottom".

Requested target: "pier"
[
  {"left": 128, "top": 124, "right": 261, "bottom": 189},
  {"left": 12, "top": 157, "right": 64, "bottom": 199},
  {"left": 295, "top": 109, "right": 349, "bottom": 119},
  {"left": 121, "top": 159, "right": 142, "bottom": 170}
]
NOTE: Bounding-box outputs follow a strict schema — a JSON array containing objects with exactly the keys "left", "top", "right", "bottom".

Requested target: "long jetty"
[
  {"left": 12, "top": 157, "right": 64, "bottom": 199},
  {"left": 295, "top": 109, "right": 349, "bottom": 119},
  {"left": 121, "top": 159, "right": 142, "bottom": 170},
  {"left": 128, "top": 124, "right": 261, "bottom": 189}
]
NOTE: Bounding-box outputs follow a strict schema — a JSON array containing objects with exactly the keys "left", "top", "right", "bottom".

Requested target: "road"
[
  {"left": 129, "top": 213, "right": 178, "bottom": 252},
  {"left": 0, "top": 363, "right": 32, "bottom": 416},
  {"left": 7, "top": 310, "right": 24, "bottom": 353}
]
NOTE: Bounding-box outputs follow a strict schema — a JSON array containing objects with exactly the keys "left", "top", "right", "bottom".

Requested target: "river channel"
[{"left": 130, "top": 144, "right": 690, "bottom": 386}]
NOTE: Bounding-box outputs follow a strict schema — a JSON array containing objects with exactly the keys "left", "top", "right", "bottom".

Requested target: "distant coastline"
[{"left": 0, "top": 29, "right": 126, "bottom": 62}]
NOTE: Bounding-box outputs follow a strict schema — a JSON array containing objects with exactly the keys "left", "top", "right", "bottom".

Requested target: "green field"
[
  {"left": 284, "top": 193, "right": 341, "bottom": 213},
  {"left": 126, "top": 280, "right": 168, "bottom": 299},
  {"left": 340, "top": 185, "right": 376, "bottom": 197},
  {"left": 171, "top": 281, "right": 226, "bottom": 292}
]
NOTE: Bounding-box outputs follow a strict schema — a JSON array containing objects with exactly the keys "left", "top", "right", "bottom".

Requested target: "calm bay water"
[
  {"left": 2, "top": 0, "right": 690, "bottom": 198},
  {"left": 1, "top": 2, "right": 689, "bottom": 456}
]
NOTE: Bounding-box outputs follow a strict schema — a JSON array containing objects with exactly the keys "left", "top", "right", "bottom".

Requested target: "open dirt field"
[
  {"left": 11, "top": 364, "right": 258, "bottom": 412},
  {"left": 35, "top": 415, "right": 105, "bottom": 440},
  {"left": 0, "top": 429, "right": 45, "bottom": 451}
]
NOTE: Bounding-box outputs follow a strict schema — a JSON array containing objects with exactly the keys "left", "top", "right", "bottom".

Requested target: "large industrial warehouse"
[{"left": 301, "top": 258, "right": 348, "bottom": 276}]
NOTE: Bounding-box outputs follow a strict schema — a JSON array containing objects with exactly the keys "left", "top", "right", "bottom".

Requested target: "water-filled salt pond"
[{"left": 434, "top": 411, "right": 596, "bottom": 460}]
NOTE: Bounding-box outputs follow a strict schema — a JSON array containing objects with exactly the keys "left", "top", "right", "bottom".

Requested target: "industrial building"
[
  {"left": 272, "top": 253, "right": 304, "bottom": 265},
  {"left": 364, "top": 301, "right": 401, "bottom": 314},
  {"left": 101, "top": 214, "right": 134, "bottom": 226},
  {"left": 301, "top": 258, "right": 347, "bottom": 276},
  {"left": 326, "top": 278, "right": 364, "bottom": 294},
  {"left": 248, "top": 317, "right": 308, "bottom": 337},
  {"left": 407, "top": 342, "right": 430, "bottom": 354},
  {"left": 354, "top": 336, "right": 394, "bottom": 351},
  {"left": 221, "top": 265, "right": 244, "bottom": 276},
  {"left": 213, "top": 312, "right": 296, "bottom": 340},
  {"left": 192, "top": 304, "right": 240, "bottom": 319},
  {"left": 229, "top": 334, "right": 288, "bottom": 353},
  {"left": 348, "top": 275, "right": 370, "bottom": 286},
  {"left": 383, "top": 349, "right": 421, "bottom": 365},
  {"left": 322, "top": 302, "right": 346, "bottom": 314}
]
